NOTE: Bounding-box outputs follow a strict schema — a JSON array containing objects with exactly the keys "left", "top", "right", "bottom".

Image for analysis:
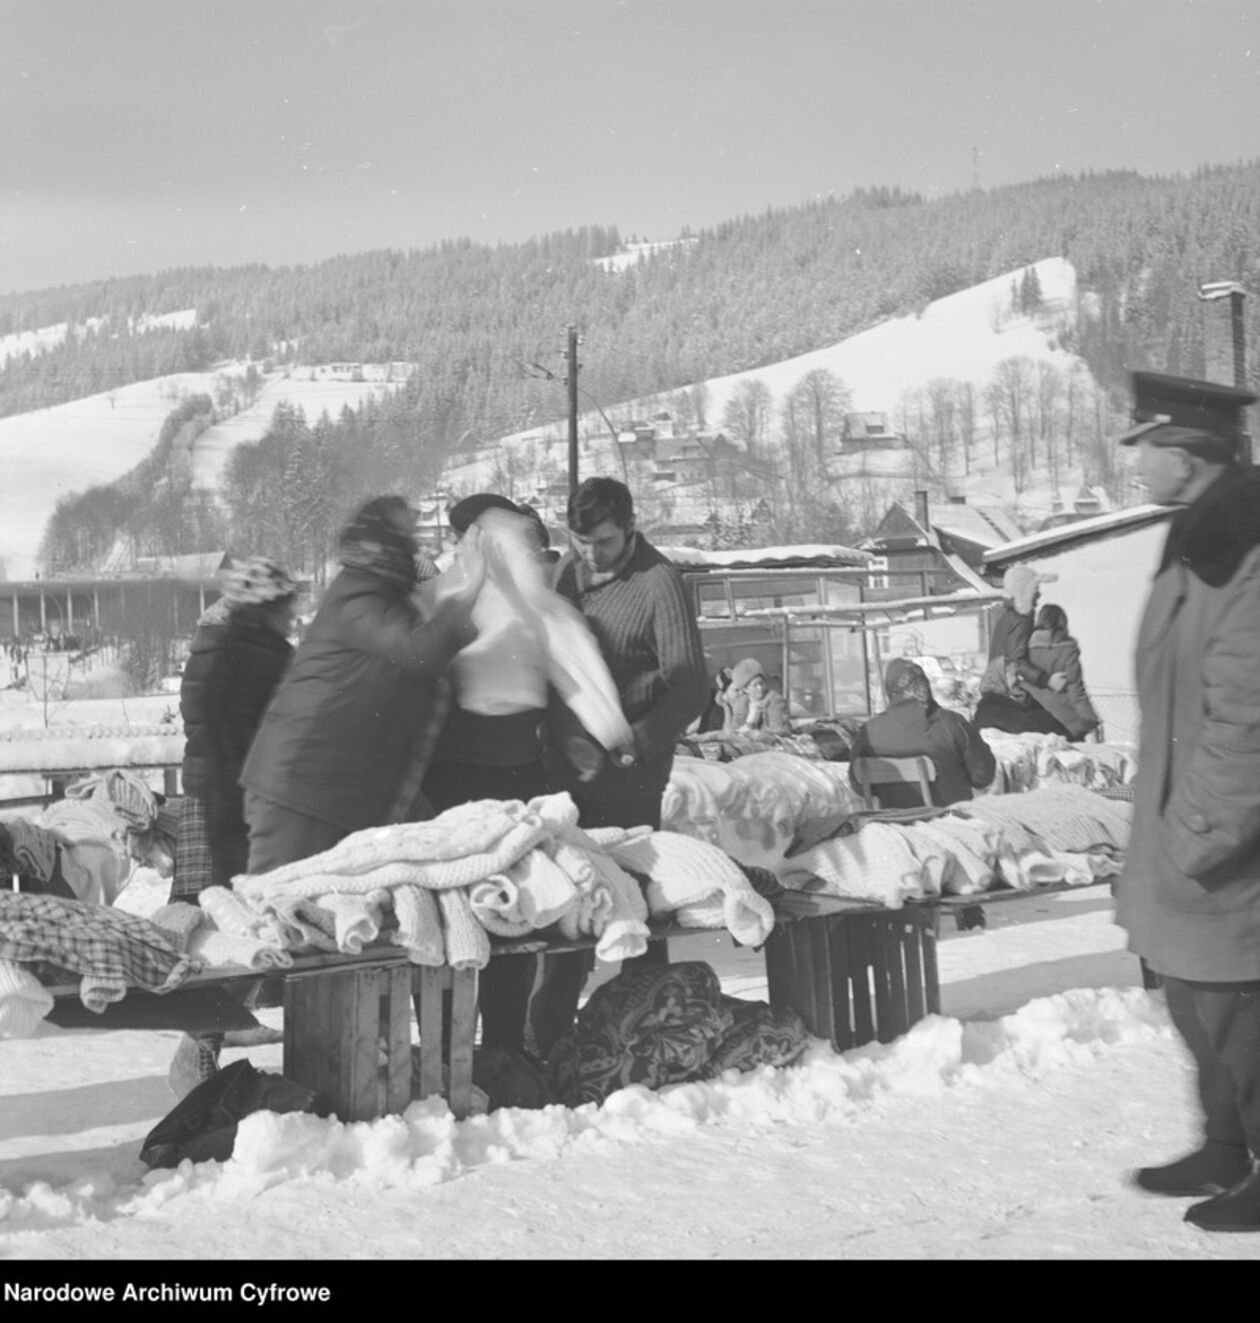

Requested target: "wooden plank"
[
  {"left": 869, "top": 916, "right": 895, "bottom": 1044},
  {"left": 285, "top": 971, "right": 341, "bottom": 1115},
  {"left": 787, "top": 921, "right": 820, "bottom": 1038},
  {"left": 847, "top": 916, "right": 875, "bottom": 1047},
  {"left": 923, "top": 908, "right": 942, "bottom": 1015},
  {"left": 824, "top": 913, "right": 853, "bottom": 1051},
  {"left": 806, "top": 916, "right": 837, "bottom": 1047},
  {"left": 882, "top": 916, "right": 910, "bottom": 1042},
  {"left": 345, "top": 967, "right": 385, "bottom": 1122},
  {"left": 414, "top": 967, "right": 448, "bottom": 1104},
  {"left": 383, "top": 965, "right": 413, "bottom": 1115},
  {"left": 903, "top": 909, "right": 926, "bottom": 1025},
  {"left": 447, "top": 970, "right": 478, "bottom": 1119},
  {"left": 763, "top": 926, "right": 797, "bottom": 1015}
]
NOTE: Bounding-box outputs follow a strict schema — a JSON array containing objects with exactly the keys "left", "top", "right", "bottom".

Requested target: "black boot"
[
  {"left": 1185, "top": 1161, "right": 1260, "bottom": 1232},
  {"left": 1133, "top": 1140, "right": 1251, "bottom": 1197}
]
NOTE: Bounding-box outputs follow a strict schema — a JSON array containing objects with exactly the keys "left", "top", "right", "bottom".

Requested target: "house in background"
[
  {"left": 858, "top": 491, "right": 1024, "bottom": 661},
  {"left": 839, "top": 411, "right": 909, "bottom": 453},
  {"left": 1035, "top": 484, "right": 1113, "bottom": 532}
]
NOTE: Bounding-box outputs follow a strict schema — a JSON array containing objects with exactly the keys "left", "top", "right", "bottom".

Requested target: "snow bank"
[{"left": 0, "top": 985, "right": 1170, "bottom": 1233}]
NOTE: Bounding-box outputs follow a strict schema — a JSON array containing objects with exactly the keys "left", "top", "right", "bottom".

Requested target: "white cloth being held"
[{"left": 439, "top": 508, "right": 633, "bottom": 751}]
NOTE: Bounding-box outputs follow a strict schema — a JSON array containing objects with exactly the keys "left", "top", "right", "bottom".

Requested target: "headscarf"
[
  {"left": 338, "top": 495, "right": 419, "bottom": 590},
  {"left": 221, "top": 556, "right": 297, "bottom": 607},
  {"left": 884, "top": 658, "right": 933, "bottom": 706}
]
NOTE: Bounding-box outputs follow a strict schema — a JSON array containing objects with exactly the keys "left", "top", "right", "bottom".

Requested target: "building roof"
[
  {"left": 656, "top": 543, "right": 873, "bottom": 570},
  {"left": 982, "top": 504, "right": 1173, "bottom": 568},
  {"left": 861, "top": 499, "right": 1023, "bottom": 554},
  {"left": 927, "top": 502, "right": 1024, "bottom": 548}
]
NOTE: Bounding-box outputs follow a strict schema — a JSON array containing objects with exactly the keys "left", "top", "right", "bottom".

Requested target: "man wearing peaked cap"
[
  {"left": 1117, "top": 370, "right": 1256, "bottom": 463},
  {"left": 1113, "top": 370, "right": 1260, "bottom": 1230}
]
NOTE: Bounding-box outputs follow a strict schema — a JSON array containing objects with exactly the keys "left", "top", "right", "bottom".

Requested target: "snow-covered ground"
[{"left": 3, "top": 879, "right": 1253, "bottom": 1262}]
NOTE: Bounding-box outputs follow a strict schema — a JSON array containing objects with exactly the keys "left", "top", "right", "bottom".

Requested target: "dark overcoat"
[
  {"left": 240, "top": 566, "right": 474, "bottom": 833},
  {"left": 1022, "top": 630, "right": 1100, "bottom": 740},
  {"left": 848, "top": 697, "right": 996, "bottom": 809},
  {"left": 179, "top": 607, "right": 293, "bottom": 885},
  {"left": 1116, "top": 470, "right": 1260, "bottom": 981}
]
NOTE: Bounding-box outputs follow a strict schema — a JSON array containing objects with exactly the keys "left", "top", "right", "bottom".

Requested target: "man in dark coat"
[
  {"left": 175, "top": 556, "right": 297, "bottom": 898},
  {"left": 531, "top": 476, "right": 709, "bottom": 1057},
  {"left": 241, "top": 495, "right": 484, "bottom": 873},
  {"left": 1114, "top": 371, "right": 1260, "bottom": 1232},
  {"left": 849, "top": 658, "right": 996, "bottom": 810}
]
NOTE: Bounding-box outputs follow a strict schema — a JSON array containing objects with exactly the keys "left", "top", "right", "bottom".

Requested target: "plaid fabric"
[
  {"left": 0, "top": 892, "right": 200, "bottom": 1009},
  {"left": 171, "top": 797, "right": 214, "bottom": 902}
]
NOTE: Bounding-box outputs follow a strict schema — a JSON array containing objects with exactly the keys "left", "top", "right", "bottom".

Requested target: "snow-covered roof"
[
  {"left": 931, "top": 502, "right": 1024, "bottom": 546},
  {"left": 982, "top": 504, "right": 1173, "bottom": 568},
  {"left": 657, "top": 543, "right": 873, "bottom": 570}
]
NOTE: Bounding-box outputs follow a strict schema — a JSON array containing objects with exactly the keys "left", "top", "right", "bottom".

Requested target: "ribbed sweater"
[{"left": 554, "top": 535, "right": 708, "bottom": 760}]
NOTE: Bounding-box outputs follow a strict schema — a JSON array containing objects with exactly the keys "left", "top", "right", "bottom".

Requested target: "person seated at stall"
[
  {"left": 719, "top": 657, "right": 790, "bottom": 735},
  {"left": 850, "top": 658, "right": 996, "bottom": 810},
  {"left": 690, "top": 665, "right": 733, "bottom": 734},
  {"left": 973, "top": 565, "right": 1070, "bottom": 736},
  {"left": 1018, "top": 603, "right": 1101, "bottom": 741}
]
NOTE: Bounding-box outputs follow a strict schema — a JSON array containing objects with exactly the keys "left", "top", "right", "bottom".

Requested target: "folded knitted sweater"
[{"left": 955, "top": 784, "right": 1130, "bottom": 855}]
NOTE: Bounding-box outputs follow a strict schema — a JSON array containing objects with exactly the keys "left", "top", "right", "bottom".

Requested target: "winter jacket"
[
  {"left": 723, "top": 687, "right": 790, "bottom": 735},
  {"left": 1116, "top": 467, "right": 1260, "bottom": 981},
  {"left": 987, "top": 603, "right": 1050, "bottom": 705},
  {"left": 1021, "top": 629, "right": 1100, "bottom": 740},
  {"left": 181, "top": 608, "right": 293, "bottom": 803},
  {"left": 240, "top": 566, "right": 476, "bottom": 833},
  {"left": 849, "top": 697, "right": 997, "bottom": 809}
]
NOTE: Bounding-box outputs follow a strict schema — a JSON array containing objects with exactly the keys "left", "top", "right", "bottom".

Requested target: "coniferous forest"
[{"left": 9, "top": 162, "right": 1260, "bottom": 575}]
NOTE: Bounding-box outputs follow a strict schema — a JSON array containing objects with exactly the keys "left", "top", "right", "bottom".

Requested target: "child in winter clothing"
[{"left": 720, "top": 658, "right": 790, "bottom": 735}]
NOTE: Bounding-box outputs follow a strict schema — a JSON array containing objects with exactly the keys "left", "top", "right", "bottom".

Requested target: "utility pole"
[{"left": 566, "top": 325, "right": 580, "bottom": 496}]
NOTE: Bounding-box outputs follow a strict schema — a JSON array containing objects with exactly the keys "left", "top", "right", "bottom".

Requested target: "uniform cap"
[{"left": 1117, "top": 371, "right": 1257, "bottom": 453}]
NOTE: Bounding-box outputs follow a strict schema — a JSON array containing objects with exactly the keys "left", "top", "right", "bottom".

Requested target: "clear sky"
[{"left": 2, "top": 0, "right": 1258, "bottom": 296}]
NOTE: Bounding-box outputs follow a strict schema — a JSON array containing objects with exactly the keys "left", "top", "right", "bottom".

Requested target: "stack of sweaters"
[
  {"left": 0, "top": 790, "right": 780, "bottom": 1038},
  {"left": 777, "top": 783, "right": 1131, "bottom": 908}
]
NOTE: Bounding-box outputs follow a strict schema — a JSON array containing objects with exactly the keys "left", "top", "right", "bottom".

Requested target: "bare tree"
[
  {"left": 1034, "top": 360, "right": 1062, "bottom": 480},
  {"left": 925, "top": 378, "right": 958, "bottom": 476},
  {"left": 787, "top": 368, "right": 851, "bottom": 472},
  {"left": 721, "top": 379, "right": 774, "bottom": 458},
  {"left": 954, "top": 380, "right": 978, "bottom": 475}
]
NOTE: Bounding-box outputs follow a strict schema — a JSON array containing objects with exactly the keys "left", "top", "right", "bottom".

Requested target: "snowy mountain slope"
[
  {"left": 444, "top": 257, "right": 1116, "bottom": 525},
  {"left": 0, "top": 310, "right": 199, "bottom": 368},
  {"left": 0, "top": 361, "right": 398, "bottom": 580},
  {"left": 188, "top": 365, "right": 401, "bottom": 493}
]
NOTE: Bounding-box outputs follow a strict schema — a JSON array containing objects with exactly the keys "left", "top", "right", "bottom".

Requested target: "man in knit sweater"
[{"left": 532, "top": 476, "right": 709, "bottom": 1057}]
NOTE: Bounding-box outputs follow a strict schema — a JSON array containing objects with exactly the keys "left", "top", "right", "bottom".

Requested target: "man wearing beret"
[{"left": 1115, "top": 371, "right": 1260, "bottom": 1231}]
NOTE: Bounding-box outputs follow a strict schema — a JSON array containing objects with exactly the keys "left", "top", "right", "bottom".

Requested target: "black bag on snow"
[{"left": 140, "top": 1058, "right": 331, "bottom": 1168}]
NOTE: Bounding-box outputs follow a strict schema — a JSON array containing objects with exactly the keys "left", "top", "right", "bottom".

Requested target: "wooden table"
[{"left": 43, "top": 881, "right": 1098, "bottom": 1122}]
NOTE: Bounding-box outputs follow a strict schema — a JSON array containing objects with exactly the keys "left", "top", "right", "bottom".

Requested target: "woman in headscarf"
[
  {"left": 849, "top": 658, "right": 996, "bottom": 809},
  {"left": 173, "top": 555, "right": 298, "bottom": 901},
  {"left": 240, "top": 494, "right": 485, "bottom": 873}
]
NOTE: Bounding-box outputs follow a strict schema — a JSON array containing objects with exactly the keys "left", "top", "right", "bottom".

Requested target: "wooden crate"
[{"left": 764, "top": 904, "right": 940, "bottom": 1050}]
